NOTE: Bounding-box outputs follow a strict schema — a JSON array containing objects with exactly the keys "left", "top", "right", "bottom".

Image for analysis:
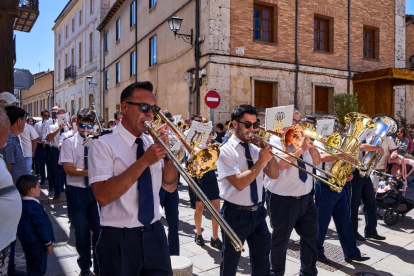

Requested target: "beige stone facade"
[{"left": 20, "top": 71, "right": 54, "bottom": 117}]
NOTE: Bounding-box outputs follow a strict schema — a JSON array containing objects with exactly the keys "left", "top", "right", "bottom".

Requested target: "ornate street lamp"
[{"left": 168, "top": 16, "right": 193, "bottom": 45}]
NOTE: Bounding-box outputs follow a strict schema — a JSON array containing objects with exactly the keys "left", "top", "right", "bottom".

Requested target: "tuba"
[
  {"left": 359, "top": 114, "right": 398, "bottom": 177},
  {"left": 328, "top": 112, "right": 376, "bottom": 192}
]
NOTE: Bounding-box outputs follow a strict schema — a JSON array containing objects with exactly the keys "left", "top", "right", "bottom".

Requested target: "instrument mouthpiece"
[{"left": 144, "top": 121, "right": 153, "bottom": 128}]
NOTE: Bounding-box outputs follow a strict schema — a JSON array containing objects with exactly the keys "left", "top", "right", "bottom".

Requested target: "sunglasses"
[
  {"left": 78, "top": 123, "right": 94, "bottom": 130},
  {"left": 126, "top": 102, "right": 161, "bottom": 114},
  {"left": 237, "top": 121, "right": 260, "bottom": 129},
  {"left": 43, "top": 115, "right": 50, "bottom": 117}
]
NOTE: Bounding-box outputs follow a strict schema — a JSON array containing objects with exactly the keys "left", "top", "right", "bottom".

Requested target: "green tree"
[{"left": 333, "top": 93, "right": 362, "bottom": 127}]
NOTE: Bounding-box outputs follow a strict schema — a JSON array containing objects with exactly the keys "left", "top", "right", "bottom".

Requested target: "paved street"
[{"left": 15, "top": 180, "right": 414, "bottom": 276}]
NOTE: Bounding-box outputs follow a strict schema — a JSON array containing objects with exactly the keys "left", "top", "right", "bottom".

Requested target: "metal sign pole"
[{"left": 211, "top": 108, "right": 215, "bottom": 131}]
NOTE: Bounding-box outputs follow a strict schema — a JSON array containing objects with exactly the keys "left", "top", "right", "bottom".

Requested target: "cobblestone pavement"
[{"left": 15, "top": 180, "right": 414, "bottom": 276}]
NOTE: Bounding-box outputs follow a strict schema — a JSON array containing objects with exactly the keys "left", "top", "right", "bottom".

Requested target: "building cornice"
[
  {"left": 97, "top": 0, "right": 126, "bottom": 32},
  {"left": 53, "top": 0, "right": 79, "bottom": 30},
  {"left": 34, "top": 71, "right": 54, "bottom": 81}
]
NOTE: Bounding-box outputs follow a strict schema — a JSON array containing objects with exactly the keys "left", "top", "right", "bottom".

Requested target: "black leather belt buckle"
[{"left": 251, "top": 204, "right": 260, "bottom": 211}]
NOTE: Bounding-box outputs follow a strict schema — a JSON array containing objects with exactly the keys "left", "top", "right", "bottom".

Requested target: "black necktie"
[
  {"left": 297, "top": 154, "right": 308, "bottom": 183},
  {"left": 60, "top": 128, "right": 65, "bottom": 135},
  {"left": 84, "top": 145, "right": 89, "bottom": 187},
  {"left": 240, "top": 142, "right": 258, "bottom": 204},
  {"left": 135, "top": 138, "right": 154, "bottom": 227}
]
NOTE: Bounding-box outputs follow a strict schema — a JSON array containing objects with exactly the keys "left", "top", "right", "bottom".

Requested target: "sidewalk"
[{"left": 16, "top": 182, "right": 414, "bottom": 276}]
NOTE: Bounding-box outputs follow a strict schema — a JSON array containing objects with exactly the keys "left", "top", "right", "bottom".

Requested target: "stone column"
[{"left": 394, "top": 0, "right": 406, "bottom": 118}]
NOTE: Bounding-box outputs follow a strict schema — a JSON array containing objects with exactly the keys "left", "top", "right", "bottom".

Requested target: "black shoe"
[
  {"left": 365, "top": 234, "right": 386, "bottom": 241},
  {"left": 210, "top": 237, "right": 223, "bottom": 249},
  {"left": 9, "top": 268, "right": 27, "bottom": 276},
  {"left": 345, "top": 256, "right": 370, "bottom": 262},
  {"left": 195, "top": 235, "right": 205, "bottom": 246},
  {"left": 317, "top": 255, "right": 331, "bottom": 264},
  {"left": 355, "top": 232, "right": 366, "bottom": 241},
  {"left": 80, "top": 270, "right": 91, "bottom": 276},
  {"left": 53, "top": 195, "right": 61, "bottom": 200}
]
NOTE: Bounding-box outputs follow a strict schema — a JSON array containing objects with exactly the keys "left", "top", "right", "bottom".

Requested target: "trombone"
[
  {"left": 146, "top": 112, "right": 244, "bottom": 252},
  {"left": 251, "top": 128, "right": 343, "bottom": 190}
]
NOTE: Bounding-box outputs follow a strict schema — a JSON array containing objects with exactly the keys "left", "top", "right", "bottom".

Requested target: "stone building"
[
  {"left": 20, "top": 71, "right": 54, "bottom": 118},
  {"left": 52, "top": 0, "right": 112, "bottom": 117},
  {"left": 97, "top": 0, "right": 413, "bottom": 123}
]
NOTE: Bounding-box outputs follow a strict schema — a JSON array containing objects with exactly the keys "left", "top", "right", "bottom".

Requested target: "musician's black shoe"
[
  {"left": 365, "top": 234, "right": 386, "bottom": 241},
  {"left": 345, "top": 256, "right": 370, "bottom": 262},
  {"left": 317, "top": 255, "right": 331, "bottom": 264},
  {"left": 211, "top": 237, "right": 223, "bottom": 250},
  {"left": 355, "top": 232, "right": 366, "bottom": 241},
  {"left": 195, "top": 235, "right": 205, "bottom": 246},
  {"left": 79, "top": 269, "right": 91, "bottom": 276}
]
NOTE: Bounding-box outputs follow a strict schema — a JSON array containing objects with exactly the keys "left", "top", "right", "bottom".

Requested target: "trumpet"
[
  {"left": 251, "top": 128, "right": 342, "bottom": 190},
  {"left": 146, "top": 112, "right": 244, "bottom": 251}
]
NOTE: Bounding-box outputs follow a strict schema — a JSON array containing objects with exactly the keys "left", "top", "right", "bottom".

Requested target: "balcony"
[
  {"left": 13, "top": 0, "right": 40, "bottom": 32},
  {"left": 64, "top": 66, "right": 76, "bottom": 84}
]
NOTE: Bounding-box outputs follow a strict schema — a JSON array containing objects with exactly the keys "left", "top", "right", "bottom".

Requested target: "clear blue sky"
[{"left": 14, "top": 1, "right": 414, "bottom": 74}]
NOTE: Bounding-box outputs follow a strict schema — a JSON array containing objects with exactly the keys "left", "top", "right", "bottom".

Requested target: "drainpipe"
[
  {"left": 135, "top": 1, "right": 137, "bottom": 83},
  {"left": 51, "top": 71, "right": 55, "bottom": 108},
  {"left": 195, "top": 0, "right": 200, "bottom": 114},
  {"left": 347, "top": 0, "right": 351, "bottom": 94},
  {"left": 294, "top": 0, "right": 299, "bottom": 109},
  {"left": 101, "top": 31, "right": 106, "bottom": 118}
]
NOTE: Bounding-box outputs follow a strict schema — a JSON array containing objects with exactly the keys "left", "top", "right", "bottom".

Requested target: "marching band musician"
[
  {"left": 59, "top": 108, "right": 100, "bottom": 276},
  {"left": 34, "top": 110, "right": 53, "bottom": 187},
  {"left": 217, "top": 104, "right": 279, "bottom": 276},
  {"left": 265, "top": 109, "right": 320, "bottom": 276},
  {"left": 314, "top": 116, "right": 370, "bottom": 264},
  {"left": 88, "top": 82, "right": 178, "bottom": 276}
]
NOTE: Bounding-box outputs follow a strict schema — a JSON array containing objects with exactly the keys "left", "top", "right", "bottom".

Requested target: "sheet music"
[
  {"left": 185, "top": 121, "right": 212, "bottom": 146},
  {"left": 265, "top": 105, "right": 294, "bottom": 132},
  {"left": 57, "top": 113, "right": 70, "bottom": 126},
  {"left": 316, "top": 119, "right": 334, "bottom": 138}
]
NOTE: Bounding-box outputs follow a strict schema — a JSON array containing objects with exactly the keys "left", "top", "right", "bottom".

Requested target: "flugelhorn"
[{"left": 146, "top": 112, "right": 244, "bottom": 251}]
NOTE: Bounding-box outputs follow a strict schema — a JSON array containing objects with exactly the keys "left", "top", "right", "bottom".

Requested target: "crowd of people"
[{"left": 0, "top": 85, "right": 410, "bottom": 276}]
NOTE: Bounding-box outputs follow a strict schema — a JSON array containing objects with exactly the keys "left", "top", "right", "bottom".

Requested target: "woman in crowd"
[
  {"left": 395, "top": 127, "right": 410, "bottom": 156},
  {"left": 27, "top": 117, "right": 35, "bottom": 126},
  {"left": 215, "top": 123, "right": 225, "bottom": 143}
]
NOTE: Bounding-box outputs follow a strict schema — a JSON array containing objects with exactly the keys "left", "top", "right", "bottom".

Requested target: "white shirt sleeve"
[
  {"left": 88, "top": 138, "right": 114, "bottom": 184},
  {"left": 217, "top": 147, "right": 241, "bottom": 181},
  {"left": 268, "top": 136, "right": 284, "bottom": 163},
  {"left": 29, "top": 124, "right": 39, "bottom": 140},
  {"left": 59, "top": 138, "right": 74, "bottom": 165},
  {"left": 387, "top": 137, "right": 397, "bottom": 151}
]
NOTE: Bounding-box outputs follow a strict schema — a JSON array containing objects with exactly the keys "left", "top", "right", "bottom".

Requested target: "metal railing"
[
  {"left": 18, "top": 0, "right": 39, "bottom": 11},
  {"left": 64, "top": 66, "right": 76, "bottom": 80}
]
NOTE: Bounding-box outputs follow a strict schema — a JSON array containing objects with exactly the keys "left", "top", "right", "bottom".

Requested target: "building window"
[
  {"left": 105, "top": 32, "right": 109, "bottom": 52},
  {"left": 71, "top": 99, "right": 75, "bottom": 117},
  {"left": 71, "top": 48, "right": 74, "bottom": 65},
  {"left": 254, "top": 81, "right": 277, "bottom": 113},
  {"left": 78, "top": 97, "right": 82, "bottom": 109},
  {"left": 150, "top": 0, "right": 156, "bottom": 9},
  {"left": 58, "top": 60, "right": 61, "bottom": 80},
  {"left": 90, "top": 0, "right": 93, "bottom": 14},
  {"left": 116, "top": 62, "right": 121, "bottom": 84},
  {"left": 89, "top": 32, "right": 93, "bottom": 62},
  {"left": 116, "top": 19, "right": 121, "bottom": 41},
  {"left": 363, "top": 26, "right": 379, "bottom": 60},
  {"left": 253, "top": 4, "right": 274, "bottom": 43},
  {"left": 314, "top": 16, "right": 330, "bottom": 52},
  {"left": 89, "top": 94, "right": 94, "bottom": 108},
  {"left": 149, "top": 35, "right": 157, "bottom": 66},
  {"left": 72, "top": 18, "right": 75, "bottom": 33},
  {"left": 65, "top": 53, "right": 68, "bottom": 68},
  {"left": 58, "top": 33, "right": 61, "bottom": 46},
  {"left": 78, "top": 42, "right": 82, "bottom": 68},
  {"left": 79, "top": 10, "right": 82, "bottom": 25},
  {"left": 65, "top": 25, "right": 68, "bottom": 38},
  {"left": 314, "top": 86, "right": 334, "bottom": 115},
  {"left": 130, "top": 51, "right": 136, "bottom": 76},
  {"left": 105, "top": 70, "right": 109, "bottom": 90},
  {"left": 130, "top": 1, "right": 136, "bottom": 27}
]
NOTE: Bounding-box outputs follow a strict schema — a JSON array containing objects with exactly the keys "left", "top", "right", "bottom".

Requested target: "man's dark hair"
[
  {"left": 216, "top": 123, "right": 224, "bottom": 130},
  {"left": 120, "top": 81, "right": 153, "bottom": 103},
  {"left": 5, "top": 106, "right": 26, "bottom": 125},
  {"left": 323, "top": 115, "right": 339, "bottom": 123},
  {"left": 190, "top": 114, "right": 202, "bottom": 121},
  {"left": 77, "top": 108, "right": 95, "bottom": 123},
  {"left": 114, "top": 110, "right": 123, "bottom": 120},
  {"left": 108, "top": 119, "right": 116, "bottom": 127},
  {"left": 41, "top": 110, "right": 50, "bottom": 116},
  {"left": 16, "top": 175, "right": 39, "bottom": 196},
  {"left": 231, "top": 104, "right": 257, "bottom": 121},
  {"left": 161, "top": 110, "right": 174, "bottom": 122}
]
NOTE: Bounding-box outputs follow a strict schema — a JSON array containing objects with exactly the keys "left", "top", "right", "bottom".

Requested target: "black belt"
[
  {"left": 225, "top": 201, "right": 264, "bottom": 211},
  {"left": 101, "top": 222, "right": 158, "bottom": 236},
  {"left": 275, "top": 192, "right": 311, "bottom": 200}
]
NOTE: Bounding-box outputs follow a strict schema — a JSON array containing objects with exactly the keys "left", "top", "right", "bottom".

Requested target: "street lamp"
[
  {"left": 168, "top": 16, "right": 193, "bottom": 45},
  {"left": 86, "top": 75, "right": 97, "bottom": 86}
]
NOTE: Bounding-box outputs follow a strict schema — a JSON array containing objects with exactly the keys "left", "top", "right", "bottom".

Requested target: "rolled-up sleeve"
[
  {"left": 217, "top": 147, "right": 241, "bottom": 181},
  {"left": 59, "top": 138, "right": 73, "bottom": 165},
  {"left": 88, "top": 138, "right": 114, "bottom": 184}
]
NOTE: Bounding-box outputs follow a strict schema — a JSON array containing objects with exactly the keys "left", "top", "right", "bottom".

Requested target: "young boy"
[{"left": 16, "top": 175, "right": 55, "bottom": 276}]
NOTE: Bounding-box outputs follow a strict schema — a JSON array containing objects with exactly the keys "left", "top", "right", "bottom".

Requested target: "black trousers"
[
  {"left": 35, "top": 145, "right": 46, "bottom": 183},
  {"left": 49, "top": 147, "right": 61, "bottom": 198},
  {"left": 269, "top": 193, "right": 318, "bottom": 276},
  {"left": 97, "top": 221, "right": 172, "bottom": 276},
  {"left": 22, "top": 243, "right": 47, "bottom": 276}
]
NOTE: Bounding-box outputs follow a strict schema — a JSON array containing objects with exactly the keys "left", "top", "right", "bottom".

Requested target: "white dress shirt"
[
  {"left": 47, "top": 123, "right": 69, "bottom": 148},
  {"left": 314, "top": 140, "right": 333, "bottom": 179},
  {"left": 59, "top": 132, "right": 87, "bottom": 188},
  {"left": 20, "top": 123, "right": 39, "bottom": 157},
  {"left": 34, "top": 119, "right": 52, "bottom": 145},
  {"left": 88, "top": 122, "right": 163, "bottom": 228},
  {"left": 366, "top": 136, "right": 397, "bottom": 170},
  {"left": 59, "top": 130, "right": 74, "bottom": 148},
  {"left": 217, "top": 135, "right": 265, "bottom": 206},
  {"left": 264, "top": 136, "right": 313, "bottom": 196}
]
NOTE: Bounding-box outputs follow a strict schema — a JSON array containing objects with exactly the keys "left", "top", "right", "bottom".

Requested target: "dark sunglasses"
[
  {"left": 79, "top": 123, "right": 94, "bottom": 130},
  {"left": 237, "top": 121, "right": 260, "bottom": 129},
  {"left": 43, "top": 114, "right": 50, "bottom": 117},
  {"left": 126, "top": 102, "right": 161, "bottom": 114}
]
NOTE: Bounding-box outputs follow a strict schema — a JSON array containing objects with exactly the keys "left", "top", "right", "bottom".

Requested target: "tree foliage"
[{"left": 333, "top": 93, "right": 362, "bottom": 127}]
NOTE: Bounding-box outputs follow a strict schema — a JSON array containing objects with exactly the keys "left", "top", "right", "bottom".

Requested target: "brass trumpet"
[{"left": 146, "top": 112, "right": 244, "bottom": 252}]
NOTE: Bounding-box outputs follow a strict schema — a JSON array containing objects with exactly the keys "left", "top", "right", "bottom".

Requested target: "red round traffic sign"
[{"left": 205, "top": 90, "right": 221, "bottom": 109}]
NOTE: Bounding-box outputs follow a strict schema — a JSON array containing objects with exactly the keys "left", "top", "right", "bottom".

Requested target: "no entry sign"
[{"left": 205, "top": 90, "right": 221, "bottom": 109}]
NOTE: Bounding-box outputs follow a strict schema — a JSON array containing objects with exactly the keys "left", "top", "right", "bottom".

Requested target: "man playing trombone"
[
  {"left": 217, "top": 104, "right": 279, "bottom": 276},
  {"left": 264, "top": 109, "right": 320, "bottom": 276},
  {"left": 88, "top": 82, "right": 178, "bottom": 276}
]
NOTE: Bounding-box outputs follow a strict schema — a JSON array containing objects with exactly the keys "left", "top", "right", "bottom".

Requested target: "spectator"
[
  {"left": 395, "top": 127, "right": 410, "bottom": 156},
  {"left": 114, "top": 110, "right": 123, "bottom": 126},
  {"left": 0, "top": 108, "right": 22, "bottom": 276},
  {"left": 107, "top": 119, "right": 116, "bottom": 129},
  {"left": 215, "top": 123, "right": 225, "bottom": 143},
  {"left": 16, "top": 175, "right": 54, "bottom": 276},
  {"left": 26, "top": 117, "right": 35, "bottom": 126},
  {"left": 0, "top": 92, "right": 19, "bottom": 108},
  {"left": 20, "top": 119, "right": 39, "bottom": 175}
]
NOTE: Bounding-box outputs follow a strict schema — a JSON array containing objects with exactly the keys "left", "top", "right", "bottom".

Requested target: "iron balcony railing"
[
  {"left": 64, "top": 66, "right": 77, "bottom": 80},
  {"left": 18, "top": 0, "right": 39, "bottom": 10}
]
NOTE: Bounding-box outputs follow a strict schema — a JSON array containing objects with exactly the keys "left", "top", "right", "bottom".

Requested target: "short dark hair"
[
  {"left": 231, "top": 104, "right": 257, "bottom": 121},
  {"left": 77, "top": 108, "right": 95, "bottom": 123},
  {"left": 5, "top": 106, "right": 26, "bottom": 125},
  {"left": 114, "top": 110, "right": 123, "bottom": 120},
  {"left": 216, "top": 123, "right": 224, "bottom": 130},
  {"left": 108, "top": 119, "right": 116, "bottom": 127},
  {"left": 120, "top": 81, "right": 153, "bottom": 103},
  {"left": 323, "top": 115, "right": 339, "bottom": 123},
  {"left": 16, "top": 175, "right": 39, "bottom": 196},
  {"left": 41, "top": 110, "right": 50, "bottom": 116}
]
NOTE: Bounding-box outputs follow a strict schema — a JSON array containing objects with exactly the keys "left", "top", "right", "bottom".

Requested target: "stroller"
[{"left": 375, "top": 171, "right": 414, "bottom": 226}]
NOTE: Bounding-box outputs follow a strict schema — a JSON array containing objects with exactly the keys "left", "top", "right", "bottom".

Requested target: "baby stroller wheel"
[{"left": 383, "top": 209, "right": 399, "bottom": 226}]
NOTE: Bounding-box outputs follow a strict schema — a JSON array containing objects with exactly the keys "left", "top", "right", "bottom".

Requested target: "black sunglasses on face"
[
  {"left": 43, "top": 115, "right": 50, "bottom": 117},
  {"left": 126, "top": 102, "right": 161, "bottom": 114},
  {"left": 79, "top": 123, "right": 94, "bottom": 130},
  {"left": 237, "top": 121, "right": 260, "bottom": 129}
]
